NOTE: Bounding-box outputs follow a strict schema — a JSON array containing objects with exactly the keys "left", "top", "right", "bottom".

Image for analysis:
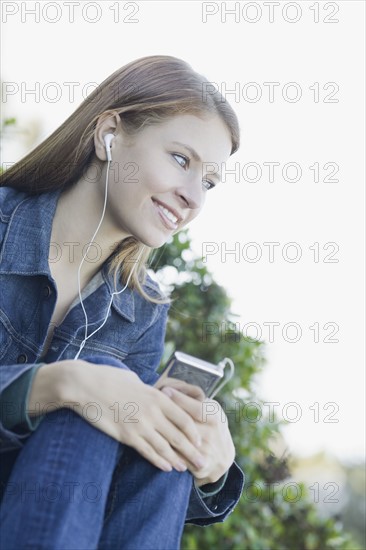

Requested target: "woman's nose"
[{"left": 175, "top": 177, "right": 204, "bottom": 210}]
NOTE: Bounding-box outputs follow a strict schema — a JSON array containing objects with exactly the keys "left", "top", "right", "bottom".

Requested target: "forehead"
[{"left": 146, "top": 114, "right": 232, "bottom": 162}]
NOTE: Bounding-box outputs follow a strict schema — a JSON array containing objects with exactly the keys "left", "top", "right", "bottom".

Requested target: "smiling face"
[{"left": 95, "top": 113, "right": 232, "bottom": 249}]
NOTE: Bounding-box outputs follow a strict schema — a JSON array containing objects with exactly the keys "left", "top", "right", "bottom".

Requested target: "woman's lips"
[{"left": 152, "top": 199, "right": 179, "bottom": 230}]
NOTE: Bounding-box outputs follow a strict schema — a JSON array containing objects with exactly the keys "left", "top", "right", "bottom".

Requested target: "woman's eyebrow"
[{"left": 171, "top": 141, "right": 221, "bottom": 182}]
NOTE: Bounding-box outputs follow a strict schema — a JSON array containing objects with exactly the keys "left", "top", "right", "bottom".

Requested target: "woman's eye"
[
  {"left": 202, "top": 179, "right": 216, "bottom": 191},
  {"left": 172, "top": 153, "right": 189, "bottom": 168},
  {"left": 172, "top": 153, "right": 215, "bottom": 191}
]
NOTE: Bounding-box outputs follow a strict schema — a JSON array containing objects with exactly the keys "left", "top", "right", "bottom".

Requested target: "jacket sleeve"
[
  {"left": 0, "top": 365, "right": 46, "bottom": 432},
  {"left": 0, "top": 362, "right": 49, "bottom": 452},
  {"left": 185, "top": 460, "right": 245, "bottom": 525}
]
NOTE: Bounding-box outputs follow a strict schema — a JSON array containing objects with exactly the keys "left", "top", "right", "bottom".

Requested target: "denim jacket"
[{"left": 0, "top": 186, "right": 244, "bottom": 526}]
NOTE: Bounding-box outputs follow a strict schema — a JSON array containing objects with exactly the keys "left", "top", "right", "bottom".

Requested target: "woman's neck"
[{"left": 49, "top": 166, "right": 130, "bottom": 278}]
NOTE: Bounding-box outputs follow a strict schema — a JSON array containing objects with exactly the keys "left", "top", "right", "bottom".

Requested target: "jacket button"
[
  {"left": 43, "top": 285, "right": 51, "bottom": 298},
  {"left": 17, "top": 354, "right": 28, "bottom": 363}
]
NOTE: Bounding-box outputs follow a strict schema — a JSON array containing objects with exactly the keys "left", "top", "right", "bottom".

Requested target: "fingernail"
[
  {"left": 195, "top": 456, "right": 206, "bottom": 469},
  {"left": 162, "top": 461, "right": 173, "bottom": 472},
  {"left": 162, "top": 387, "right": 173, "bottom": 398},
  {"left": 175, "top": 461, "right": 187, "bottom": 472}
]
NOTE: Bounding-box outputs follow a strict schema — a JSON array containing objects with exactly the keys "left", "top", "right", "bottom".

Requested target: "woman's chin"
[
  {"left": 151, "top": 237, "right": 172, "bottom": 249},
  {"left": 137, "top": 234, "right": 173, "bottom": 249}
]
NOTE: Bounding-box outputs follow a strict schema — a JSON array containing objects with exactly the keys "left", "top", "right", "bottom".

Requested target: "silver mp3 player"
[{"left": 157, "top": 351, "right": 225, "bottom": 398}]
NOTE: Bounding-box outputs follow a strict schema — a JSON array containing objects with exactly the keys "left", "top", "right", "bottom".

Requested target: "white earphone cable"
[
  {"left": 73, "top": 158, "right": 145, "bottom": 361},
  {"left": 210, "top": 358, "right": 235, "bottom": 399}
]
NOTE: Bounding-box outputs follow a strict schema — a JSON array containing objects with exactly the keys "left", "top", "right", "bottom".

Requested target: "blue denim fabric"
[
  {"left": 0, "top": 407, "right": 194, "bottom": 549},
  {"left": 0, "top": 186, "right": 245, "bottom": 544}
]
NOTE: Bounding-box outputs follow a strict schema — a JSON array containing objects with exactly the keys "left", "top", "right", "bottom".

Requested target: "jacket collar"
[
  {"left": 0, "top": 187, "right": 135, "bottom": 322},
  {"left": 0, "top": 188, "right": 59, "bottom": 277},
  {"left": 101, "top": 260, "right": 135, "bottom": 322}
]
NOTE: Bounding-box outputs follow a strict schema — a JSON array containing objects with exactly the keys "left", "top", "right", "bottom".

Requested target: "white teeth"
[{"left": 156, "top": 203, "right": 178, "bottom": 223}]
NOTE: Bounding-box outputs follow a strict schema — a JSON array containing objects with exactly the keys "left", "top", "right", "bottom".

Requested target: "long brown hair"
[{"left": 0, "top": 55, "right": 240, "bottom": 304}]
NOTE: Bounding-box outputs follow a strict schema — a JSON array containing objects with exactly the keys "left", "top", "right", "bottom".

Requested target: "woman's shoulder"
[
  {"left": 0, "top": 186, "right": 31, "bottom": 221},
  {"left": 139, "top": 269, "right": 170, "bottom": 305}
]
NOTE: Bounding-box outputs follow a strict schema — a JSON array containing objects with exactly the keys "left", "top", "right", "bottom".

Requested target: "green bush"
[{"left": 152, "top": 231, "right": 360, "bottom": 550}]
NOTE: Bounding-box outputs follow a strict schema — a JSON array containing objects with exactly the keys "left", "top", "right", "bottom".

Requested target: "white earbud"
[{"left": 104, "top": 133, "right": 114, "bottom": 161}]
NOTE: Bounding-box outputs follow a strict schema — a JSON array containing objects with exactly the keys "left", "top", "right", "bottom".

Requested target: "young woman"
[{"left": 0, "top": 55, "right": 244, "bottom": 549}]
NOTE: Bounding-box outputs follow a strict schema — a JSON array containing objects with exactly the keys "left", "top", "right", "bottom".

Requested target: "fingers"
[
  {"left": 133, "top": 436, "right": 175, "bottom": 473},
  {"left": 157, "top": 390, "right": 201, "bottom": 443},
  {"left": 159, "top": 418, "right": 207, "bottom": 470},
  {"left": 152, "top": 393, "right": 207, "bottom": 469},
  {"left": 161, "top": 386, "right": 205, "bottom": 423},
  {"left": 111, "top": 386, "right": 202, "bottom": 473},
  {"left": 132, "top": 419, "right": 205, "bottom": 473},
  {"left": 155, "top": 377, "right": 206, "bottom": 401},
  {"left": 73, "top": 364, "right": 206, "bottom": 474}
]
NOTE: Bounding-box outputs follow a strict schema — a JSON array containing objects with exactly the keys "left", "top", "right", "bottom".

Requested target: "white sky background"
[{"left": 1, "top": 1, "right": 365, "bottom": 464}]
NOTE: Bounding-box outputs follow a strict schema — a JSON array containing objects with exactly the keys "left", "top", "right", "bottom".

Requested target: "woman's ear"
[{"left": 94, "top": 110, "right": 122, "bottom": 161}]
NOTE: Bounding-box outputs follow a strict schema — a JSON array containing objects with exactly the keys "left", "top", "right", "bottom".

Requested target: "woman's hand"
[
  {"left": 158, "top": 383, "right": 236, "bottom": 487},
  {"left": 60, "top": 360, "right": 208, "bottom": 474}
]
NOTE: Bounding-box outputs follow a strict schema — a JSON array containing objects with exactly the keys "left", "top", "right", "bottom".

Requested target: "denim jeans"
[{"left": 0, "top": 408, "right": 194, "bottom": 549}]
